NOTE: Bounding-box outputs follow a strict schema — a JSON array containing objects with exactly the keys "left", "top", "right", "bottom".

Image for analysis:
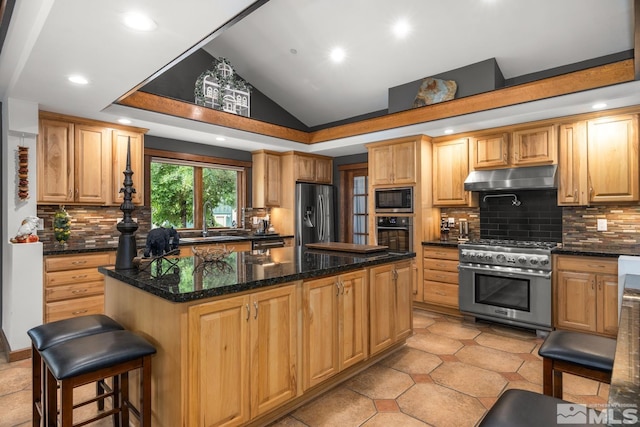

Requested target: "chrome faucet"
[{"left": 202, "top": 200, "right": 213, "bottom": 237}]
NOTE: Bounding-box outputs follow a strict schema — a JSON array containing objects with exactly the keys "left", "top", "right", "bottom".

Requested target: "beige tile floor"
[{"left": 0, "top": 310, "right": 609, "bottom": 427}]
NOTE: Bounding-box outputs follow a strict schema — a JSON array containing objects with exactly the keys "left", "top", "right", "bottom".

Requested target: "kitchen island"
[{"left": 99, "top": 246, "right": 415, "bottom": 427}]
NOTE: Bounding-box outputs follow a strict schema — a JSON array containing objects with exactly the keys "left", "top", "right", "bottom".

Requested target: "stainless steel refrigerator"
[{"left": 295, "top": 183, "right": 334, "bottom": 246}]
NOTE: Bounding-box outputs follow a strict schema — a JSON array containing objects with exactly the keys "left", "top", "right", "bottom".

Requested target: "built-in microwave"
[{"left": 374, "top": 187, "right": 413, "bottom": 213}]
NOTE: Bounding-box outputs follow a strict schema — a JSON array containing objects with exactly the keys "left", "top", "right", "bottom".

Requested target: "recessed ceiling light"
[
  {"left": 330, "top": 47, "right": 346, "bottom": 63},
  {"left": 123, "top": 12, "right": 157, "bottom": 31},
  {"left": 118, "top": 118, "right": 132, "bottom": 125},
  {"left": 444, "top": 129, "right": 454, "bottom": 135},
  {"left": 68, "top": 75, "right": 89, "bottom": 85},
  {"left": 215, "top": 137, "right": 226, "bottom": 142},
  {"left": 290, "top": 48, "right": 298, "bottom": 55},
  {"left": 592, "top": 103, "right": 607, "bottom": 110},
  {"left": 392, "top": 19, "right": 411, "bottom": 39}
]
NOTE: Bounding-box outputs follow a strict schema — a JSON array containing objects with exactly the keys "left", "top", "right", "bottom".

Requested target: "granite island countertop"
[{"left": 99, "top": 246, "right": 415, "bottom": 303}]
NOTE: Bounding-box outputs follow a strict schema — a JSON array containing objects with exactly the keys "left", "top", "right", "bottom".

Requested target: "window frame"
[{"left": 144, "top": 148, "right": 250, "bottom": 231}]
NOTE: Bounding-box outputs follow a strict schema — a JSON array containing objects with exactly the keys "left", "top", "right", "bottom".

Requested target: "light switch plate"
[
  {"left": 448, "top": 217, "right": 455, "bottom": 225},
  {"left": 37, "top": 218, "right": 44, "bottom": 230},
  {"left": 597, "top": 218, "right": 607, "bottom": 231}
]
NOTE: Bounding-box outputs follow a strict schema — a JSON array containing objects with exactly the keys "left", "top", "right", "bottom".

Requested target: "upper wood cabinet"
[
  {"left": 368, "top": 139, "right": 416, "bottom": 185},
  {"left": 37, "top": 112, "right": 147, "bottom": 206},
  {"left": 432, "top": 138, "right": 474, "bottom": 206},
  {"left": 558, "top": 115, "right": 638, "bottom": 205},
  {"left": 470, "top": 133, "right": 509, "bottom": 169},
  {"left": 252, "top": 150, "right": 281, "bottom": 207},
  {"left": 294, "top": 153, "right": 333, "bottom": 184}
]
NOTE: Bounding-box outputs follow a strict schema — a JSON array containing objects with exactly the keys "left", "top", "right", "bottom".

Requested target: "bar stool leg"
[
  {"left": 60, "top": 380, "right": 74, "bottom": 427},
  {"left": 141, "top": 355, "right": 152, "bottom": 427},
  {"left": 113, "top": 375, "right": 121, "bottom": 427},
  {"left": 542, "top": 358, "right": 553, "bottom": 396},
  {"left": 553, "top": 369, "right": 563, "bottom": 398},
  {"left": 32, "top": 344, "right": 42, "bottom": 427},
  {"left": 45, "top": 367, "right": 57, "bottom": 427},
  {"left": 121, "top": 372, "right": 129, "bottom": 427}
]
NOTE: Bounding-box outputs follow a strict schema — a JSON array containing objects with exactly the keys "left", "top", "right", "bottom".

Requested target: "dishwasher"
[{"left": 252, "top": 238, "right": 285, "bottom": 250}]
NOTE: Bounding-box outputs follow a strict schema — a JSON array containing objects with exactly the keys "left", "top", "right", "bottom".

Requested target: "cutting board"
[{"left": 305, "top": 242, "right": 389, "bottom": 253}]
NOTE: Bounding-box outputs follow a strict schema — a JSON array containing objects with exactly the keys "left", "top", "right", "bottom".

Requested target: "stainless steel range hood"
[{"left": 464, "top": 165, "right": 557, "bottom": 191}]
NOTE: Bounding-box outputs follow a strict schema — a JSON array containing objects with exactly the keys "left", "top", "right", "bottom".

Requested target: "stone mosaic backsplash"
[
  {"left": 36, "top": 205, "right": 151, "bottom": 249},
  {"left": 562, "top": 205, "right": 640, "bottom": 250},
  {"left": 440, "top": 207, "right": 480, "bottom": 241}
]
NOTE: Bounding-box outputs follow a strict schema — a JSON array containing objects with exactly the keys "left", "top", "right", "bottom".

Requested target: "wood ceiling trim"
[{"left": 118, "top": 59, "right": 634, "bottom": 146}]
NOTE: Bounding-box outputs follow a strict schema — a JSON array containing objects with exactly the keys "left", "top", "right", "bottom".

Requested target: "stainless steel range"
[{"left": 458, "top": 239, "right": 557, "bottom": 334}]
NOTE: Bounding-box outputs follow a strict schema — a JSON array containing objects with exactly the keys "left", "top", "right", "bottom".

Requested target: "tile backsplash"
[{"left": 562, "top": 205, "right": 640, "bottom": 251}]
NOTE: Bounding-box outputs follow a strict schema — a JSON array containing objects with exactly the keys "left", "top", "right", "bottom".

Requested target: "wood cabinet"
[
  {"left": 368, "top": 138, "right": 416, "bottom": 185},
  {"left": 187, "top": 283, "right": 298, "bottom": 425},
  {"left": 558, "top": 115, "right": 639, "bottom": 205},
  {"left": 369, "top": 261, "right": 413, "bottom": 355},
  {"left": 422, "top": 246, "right": 459, "bottom": 309},
  {"left": 178, "top": 241, "right": 252, "bottom": 257},
  {"left": 44, "top": 252, "right": 114, "bottom": 323},
  {"left": 37, "top": 112, "right": 147, "bottom": 205},
  {"left": 470, "top": 126, "right": 556, "bottom": 170},
  {"left": 302, "top": 270, "right": 367, "bottom": 390},
  {"left": 252, "top": 150, "right": 281, "bottom": 207},
  {"left": 111, "top": 128, "right": 145, "bottom": 205},
  {"left": 294, "top": 153, "right": 333, "bottom": 184},
  {"left": 432, "top": 138, "right": 474, "bottom": 206},
  {"left": 555, "top": 255, "right": 618, "bottom": 337}
]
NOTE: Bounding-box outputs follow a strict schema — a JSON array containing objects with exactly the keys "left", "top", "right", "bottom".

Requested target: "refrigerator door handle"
[{"left": 318, "top": 194, "right": 324, "bottom": 241}]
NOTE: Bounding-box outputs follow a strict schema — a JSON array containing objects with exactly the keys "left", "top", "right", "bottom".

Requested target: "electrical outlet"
[
  {"left": 597, "top": 218, "right": 607, "bottom": 231},
  {"left": 448, "top": 217, "right": 455, "bottom": 226}
]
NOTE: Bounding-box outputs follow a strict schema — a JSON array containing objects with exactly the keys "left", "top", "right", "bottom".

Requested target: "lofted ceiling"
[{"left": 0, "top": 0, "right": 638, "bottom": 157}]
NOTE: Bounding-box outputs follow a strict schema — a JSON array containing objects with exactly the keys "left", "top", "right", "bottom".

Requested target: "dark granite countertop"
[
  {"left": 553, "top": 245, "right": 640, "bottom": 258},
  {"left": 422, "top": 240, "right": 460, "bottom": 248},
  {"left": 43, "top": 234, "right": 294, "bottom": 256},
  {"left": 99, "top": 246, "right": 415, "bottom": 303},
  {"left": 608, "top": 280, "right": 640, "bottom": 425}
]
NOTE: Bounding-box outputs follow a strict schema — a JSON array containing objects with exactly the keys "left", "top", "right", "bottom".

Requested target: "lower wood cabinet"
[
  {"left": 369, "top": 261, "right": 413, "bottom": 355},
  {"left": 44, "top": 252, "right": 114, "bottom": 323},
  {"left": 422, "top": 247, "right": 459, "bottom": 310},
  {"left": 554, "top": 255, "right": 618, "bottom": 337},
  {"left": 302, "top": 270, "right": 368, "bottom": 390},
  {"left": 187, "top": 283, "right": 298, "bottom": 426}
]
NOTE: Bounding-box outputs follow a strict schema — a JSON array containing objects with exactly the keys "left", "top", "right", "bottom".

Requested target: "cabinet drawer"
[
  {"left": 45, "top": 267, "right": 104, "bottom": 287},
  {"left": 423, "top": 269, "right": 458, "bottom": 284},
  {"left": 45, "top": 281, "right": 104, "bottom": 302},
  {"left": 556, "top": 256, "right": 617, "bottom": 274},
  {"left": 423, "top": 281, "right": 459, "bottom": 307},
  {"left": 423, "top": 247, "right": 458, "bottom": 260},
  {"left": 45, "top": 295, "right": 104, "bottom": 323},
  {"left": 45, "top": 253, "right": 112, "bottom": 272},
  {"left": 423, "top": 258, "right": 458, "bottom": 273}
]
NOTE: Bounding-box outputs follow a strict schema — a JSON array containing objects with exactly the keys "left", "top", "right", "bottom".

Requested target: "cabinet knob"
[
  {"left": 71, "top": 289, "right": 87, "bottom": 294},
  {"left": 71, "top": 309, "right": 88, "bottom": 315}
]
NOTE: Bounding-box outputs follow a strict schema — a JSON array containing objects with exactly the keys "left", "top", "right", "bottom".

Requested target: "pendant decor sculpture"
[
  {"left": 17, "top": 144, "right": 29, "bottom": 200},
  {"left": 194, "top": 57, "right": 251, "bottom": 117}
]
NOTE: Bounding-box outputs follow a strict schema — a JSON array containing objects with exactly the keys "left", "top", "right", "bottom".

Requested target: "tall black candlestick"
[{"left": 115, "top": 137, "right": 139, "bottom": 270}]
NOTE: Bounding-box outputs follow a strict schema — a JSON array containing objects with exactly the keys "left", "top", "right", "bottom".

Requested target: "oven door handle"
[
  {"left": 458, "top": 263, "right": 552, "bottom": 279},
  {"left": 377, "top": 226, "right": 410, "bottom": 231}
]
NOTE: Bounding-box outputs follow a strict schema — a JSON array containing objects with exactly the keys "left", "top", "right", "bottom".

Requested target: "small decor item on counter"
[
  {"left": 10, "top": 215, "right": 40, "bottom": 243},
  {"left": 115, "top": 138, "right": 139, "bottom": 270},
  {"left": 143, "top": 226, "right": 180, "bottom": 257},
  {"left": 17, "top": 145, "right": 29, "bottom": 200},
  {"left": 458, "top": 219, "right": 469, "bottom": 242},
  {"left": 53, "top": 206, "right": 71, "bottom": 246},
  {"left": 440, "top": 218, "right": 450, "bottom": 241}
]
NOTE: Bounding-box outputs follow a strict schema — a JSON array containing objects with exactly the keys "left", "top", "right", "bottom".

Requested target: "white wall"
[{"left": 2, "top": 98, "right": 42, "bottom": 351}]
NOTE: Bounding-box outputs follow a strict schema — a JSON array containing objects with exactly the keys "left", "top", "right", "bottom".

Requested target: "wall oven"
[
  {"left": 458, "top": 240, "right": 555, "bottom": 335},
  {"left": 376, "top": 216, "right": 413, "bottom": 253},
  {"left": 374, "top": 187, "right": 413, "bottom": 213}
]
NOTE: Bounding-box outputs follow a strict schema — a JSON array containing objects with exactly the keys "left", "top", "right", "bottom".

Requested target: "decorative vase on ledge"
[{"left": 53, "top": 205, "right": 71, "bottom": 246}]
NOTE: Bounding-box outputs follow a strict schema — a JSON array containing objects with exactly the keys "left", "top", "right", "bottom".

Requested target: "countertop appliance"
[
  {"left": 374, "top": 187, "right": 413, "bottom": 213},
  {"left": 376, "top": 216, "right": 413, "bottom": 253},
  {"left": 458, "top": 239, "right": 557, "bottom": 335},
  {"left": 295, "top": 182, "right": 335, "bottom": 246}
]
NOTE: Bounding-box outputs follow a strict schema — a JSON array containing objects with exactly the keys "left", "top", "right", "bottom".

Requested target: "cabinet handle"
[
  {"left": 574, "top": 189, "right": 578, "bottom": 199},
  {"left": 71, "top": 260, "right": 87, "bottom": 265},
  {"left": 245, "top": 304, "right": 250, "bottom": 321},
  {"left": 436, "top": 263, "right": 446, "bottom": 268},
  {"left": 71, "top": 289, "right": 87, "bottom": 294},
  {"left": 413, "top": 289, "right": 418, "bottom": 295},
  {"left": 589, "top": 188, "right": 593, "bottom": 199},
  {"left": 591, "top": 280, "right": 595, "bottom": 290},
  {"left": 340, "top": 281, "right": 345, "bottom": 295},
  {"left": 335, "top": 281, "right": 340, "bottom": 296},
  {"left": 72, "top": 309, "right": 88, "bottom": 315},
  {"left": 68, "top": 189, "right": 73, "bottom": 199},
  {"left": 587, "top": 264, "right": 605, "bottom": 269},
  {"left": 71, "top": 275, "right": 88, "bottom": 279},
  {"left": 253, "top": 301, "right": 259, "bottom": 319},
  {"left": 435, "top": 291, "right": 447, "bottom": 296}
]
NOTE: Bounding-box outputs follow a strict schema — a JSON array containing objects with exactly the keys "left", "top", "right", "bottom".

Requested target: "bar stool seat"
[
  {"left": 41, "top": 329, "right": 156, "bottom": 427},
  {"left": 27, "top": 315, "right": 124, "bottom": 426},
  {"left": 478, "top": 389, "right": 605, "bottom": 427},
  {"left": 538, "top": 330, "right": 615, "bottom": 398}
]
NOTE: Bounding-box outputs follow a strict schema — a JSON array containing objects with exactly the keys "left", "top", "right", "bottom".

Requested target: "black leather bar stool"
[
  {"left": 478, "top": 389, "right": 605, "bottom": 426},
  {"left": 27, "top": 315, "right": 124, "bottom": 426},
  {"left": 538, "top": 330, "right": 615, "bottom": 398},
  {"left": 40, "top": 329, "right": 156, "bottom": 427}
]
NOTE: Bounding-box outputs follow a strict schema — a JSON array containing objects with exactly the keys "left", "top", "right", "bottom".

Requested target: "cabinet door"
[
  {"left": 315, "top": 157, "right": 333, "bottom": 184},
  {"left": 339, "top": 270, "right": 367, "bottom": 370},
  {"left": 587, "top": 115, "right": 639, "bottom": 203},
  {"left": 432, "top": 139, "right": 469, "bottom": 206},
  {"left": 471, "top": 133, "right": 509, "bottom": 169},
  {"left": 303, "top": 276, "right": 339, "bottom": 390},
  {"left": 75, "top": 124, "right": 109, "bottom": 204},
  {"left": 112, "top": 129, "right": 144, "bottom": 205},
  {"left": 512, "top": 125, "right": 557, "bottom": 166},
  {"left": 556, "top": 271, "right": 597, "bottom": 332},
  {"left": 264, "top": 153, "right": 282, "bottom": 205},
  {"left": 37, "top": 119, "right": 74, "bottom": 203},
  {"left": 295, "top": 155, "right": 316, "bottom": 182},
  {"left": 394, "top": 261, "right": 413, "bottom": 341},
  {"left": 370, "top": 145, "right": 394, "bottom": 185},
  {"left": 597, "top": 274, "right": 619, "bottom": 336},
  {"left": 558, "top": 122, "right": 588, "bottom": 205},
  {"left": 391, "top": 141, "right": 416, "bottom": 184},
  {"left": 250, "top": 284, "right": 297, "bottom": 418},
  {"left": 369, "top": 263, "right": 395, "bottom": 355},
  {"left": 188, "top": 296, "right": 250, "bottom": 427}
]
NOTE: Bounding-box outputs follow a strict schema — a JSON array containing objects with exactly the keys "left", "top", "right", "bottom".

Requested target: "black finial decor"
[{"left": 115, "top": 137, "right": 139, "bottom": 270}]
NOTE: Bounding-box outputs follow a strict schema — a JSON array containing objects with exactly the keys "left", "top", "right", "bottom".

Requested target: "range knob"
[
  {"left": 483, "top": 254, "right": 493, "bottom": 262},
  {"left": 539, "top": 258, "right": 550, "bottom": 266},
  {"left": 496, "top": 254, "right": 506, "bottom": 263},
  {"left": 530, "top": 257, "right": 539, "bottom": 265},
  {"left": 518, "top": 256, "right": 527, "bottom": 264}
]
